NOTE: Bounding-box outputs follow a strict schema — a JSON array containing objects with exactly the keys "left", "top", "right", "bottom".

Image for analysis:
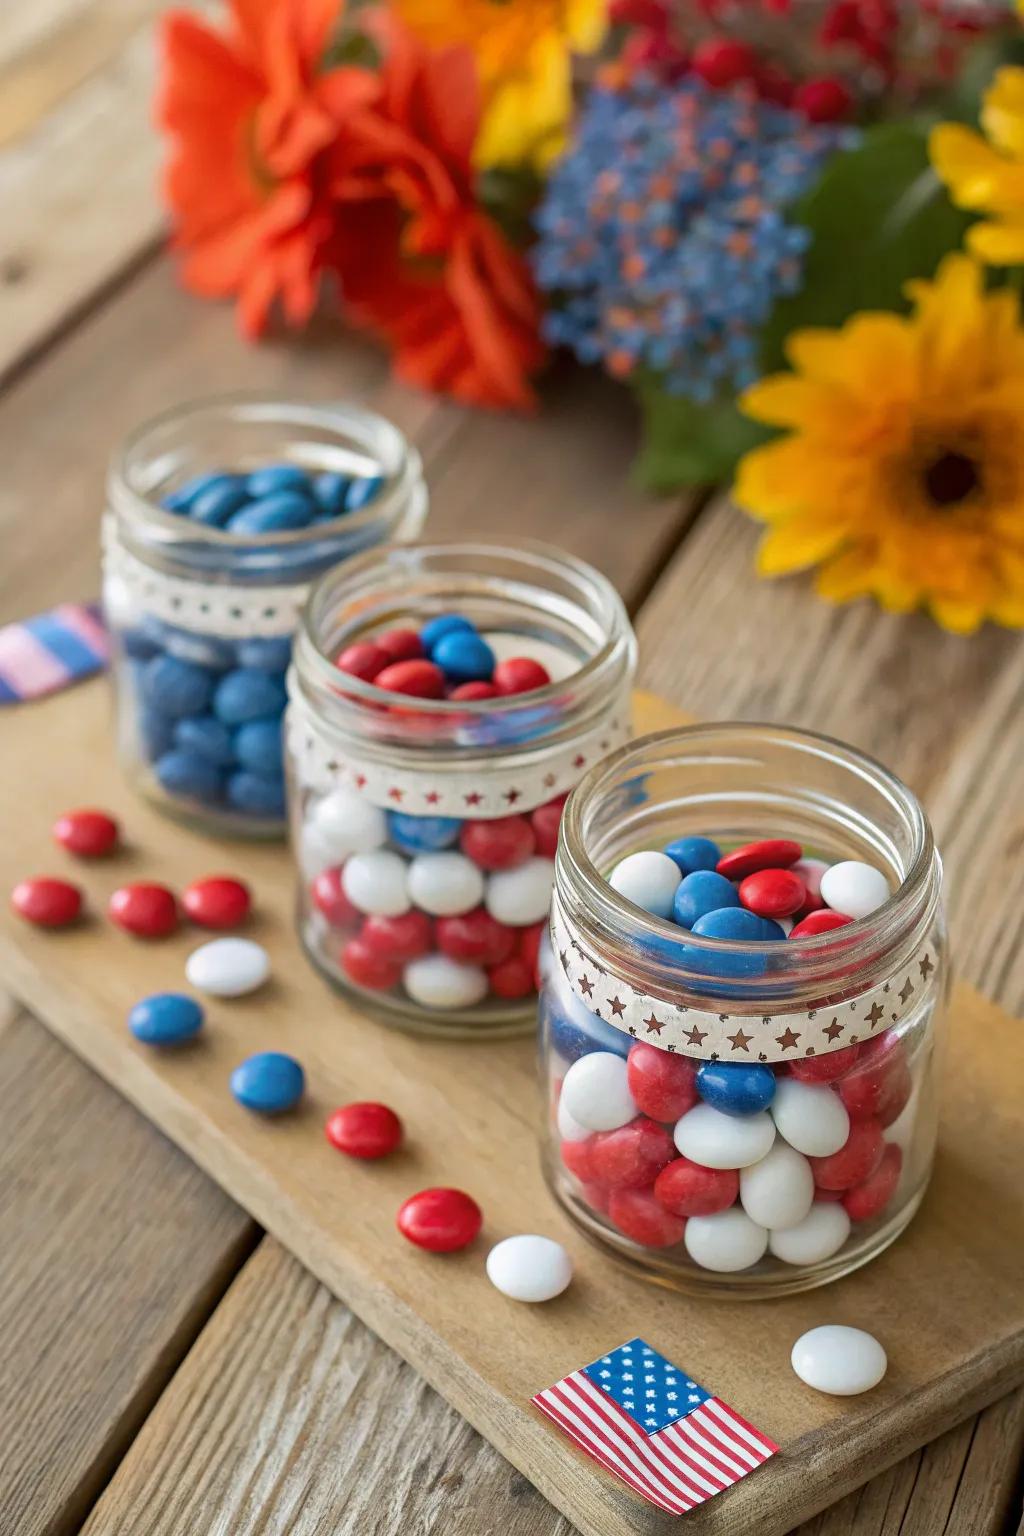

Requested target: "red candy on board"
[
  {"left": 653, "top": 1157, "right": 739, "bottom": 1217},
  {"left": 459, "top": 815, "right": 535, "bottom": 871},
  {"left": 311, "top": 866, "right": 359, "bottom": 927},
  {"left": 375, "top": 627, "right": 424, "bottom": 664},
  {"left": 336, "top": 642, "right": 389, "bottom": 681},
  {"left": 326, "top": 1101, "right": 403, "bottom": 1160},
  {"left": 449, "top": 680, "right": 499, "bottom": 702},
  {"left": 374, "top": 658, "right": 446, "bottom": 698},
  {"left": 789, "top": 1041, "right": 862, "bottom": 1084},
  {"left": 788, "top": 909, "right": 852, "bottom": 939},
  {"left": 716, "top": 839, "right": 802, "bottom": 880},
  {"left": 487, "top": 954, "right": 535, "bottom": 999},
  {"left": 52, "top": 808, "right": 119, "bottom": 858},
  {"left": 608, "top": 1188, "right": 686, "bottom": 1248},
  {"left": 626, "top": 1042, "right": 698, "bottom": 1121},
  {"left": 493, "top": 656, "right": 551, "bottom": 696},
  {"left": 531, "top": 795, "right": 567, "bottom": 858},
  {"left": 109, "top": 882, "right": 178, "bottom": 938},
  {"left": 589, "top": 1118, "right": 675, "bottom": 1190},
  {"left": 12, "top": 876, "right": 82, "bottom": 928},
  {"left": 436, "top": 907, "right": 516, "bottom": 966},
  {"left": 361, "top": 910, "right": 433, "bottom": 963},
  {"left": 183, "top": 875, "right": 251, "bottom": 929},
  {"left": 397, "top": 1187, "right": 482, "bottom": 1252},
  {"left": 809, "top": 1117, "right": 884, "bottom": 1190},
  {"left": 843, "top": 1143, "right": 902, "bottom": 1222},
  {"left": 341, "top": 935, "right": 402, "bottom": 991},
  {"left": 739, "top": 867, "right": 806, "bottom": 919}
]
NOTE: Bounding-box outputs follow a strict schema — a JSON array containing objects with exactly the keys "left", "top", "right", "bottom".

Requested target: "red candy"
[
  {"left": 311, "top": 866, "right": 359, "bottom": 927},
  {"left": 626, "top": 1043, "right": 699, "bottom": 1121},
  {"left": 341, "top": 935, "right": 402, "bottom": 991},
  {"left": 397, "top": 1187, "right": 482, "bottom": 1252},
  {"left": 374, "top": 659, "right": 446, "bottom": 698},
  {"left": 843, "top": 1143, "right": 902, "bottom": 1222},
  {"left": 519, "top": 920, "right": 546, "bottom": 986},
  {"left": 493, "top": 656, "right": 551, "bottom": 696},
  {"left": 739, "top": 867, "right": 805, "bottom": 918},
  {"left": 12, "top": 876, "right": 82, "bottom": 928},
  {"left": 692, "top": 36, "right": 756, "bottom": 87},
  {"left": 561, "top": 1136, "right": 597, "bottom": 1181},
  {"left": 809, "top": 1117, "right": 884, "bottom": 1190},
  {"left": 182, "top": 875, "right": 251, "bottom": 929},
  {"left": 589, "top": 1118, "right": 675, "bottom": 1190},
  {"left": 459, "top": 815, "right": 535, "bottom": 871},
  {"left": 839, "top": 1038, "right": 912, "bottom": 1126},
  {"left": 580, "top": 1180, "right": 611, "bottom": 1215},
  {"left": 52, "top": 808, "right": 119, "bottom": 858},
  {"left": 375, "top": 628, "right": 424, "bottom": 664},
  {"left": 436, "top": 907, "right": 516, "bottom": 966},
  {"left": 653, "top": 1157, "right": 739, "bottom": 1217},
  {"left": 361, "top": 910, "right": 433, "bottom": 962},
  {"left": 789, "top": 1042, "right": 862, "bottom": 1084},
  {"left": 789, "top": 909, "right": 852, "bottom": 939},
  {"left": 336, "top": 642, "right": 389, "bottom": 681},
  {"left": 531, "top": 795, "right": 567, "bottom": 858},
  {"left": 716, "top": 839, "right": 802, "bottom": 880},
  {"left": 108, "top": 882, "right": 178, "bottom": 938},
  {"left": 326, "top": 1101, "right": 403, "bottom": 1159},
  {"left": 449, "top": 681, "right": 499, "bottom": 702},
  {"left": 608, "top": 1188, "right": 686, "bottom": 1248},
  {"left": 487, "top": 955, "right": 535, "bottom": 999}
]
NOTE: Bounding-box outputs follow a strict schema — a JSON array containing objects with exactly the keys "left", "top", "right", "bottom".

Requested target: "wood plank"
[{"left": 0, "top": 1007, "right": 255, "bottom": 1536}]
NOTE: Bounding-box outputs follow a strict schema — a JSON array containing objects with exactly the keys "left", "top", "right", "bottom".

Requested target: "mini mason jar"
[
  {"left": 542, "top": 725, "right": 948, "bottom": 1297},
  {"left": 103, "top": 396, "right": 427, "bottom": 836},
  {"left": 286, "top": 541, "right": 637, "bottom": 1037}
]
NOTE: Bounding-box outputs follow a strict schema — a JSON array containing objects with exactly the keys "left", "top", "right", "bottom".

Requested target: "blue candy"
[
  {"left": 245, "top": 464, "right": 311, "bottom": 498},
  {"left": 161, "top": 628, "right": 236, "bottom": 671},
  {"left": 421, "top": 613, "right": 476, "bottom": 652},
  {"left": 685, "top": 906, "right": 784, "bottom": 978},
  {"left": 142, "top": 655, "right": 216, "bottom": 718},
  {"left": 228, "top": 492, "right": 314, "bottom": 535},
  {"left": 344, "top": 474, "right": 383, "bottom": 511},
  {"left": 129, "top": 993, "right": 204, "bottom": 1047},
  {"left": 387, "top": 811, "right": 462, "bottom": 853},
  {"left": 672, "top": 870, "right": 739, "bottom": 928},
  {"left": 545, "top": 991, "right": 631, "bottom": 1063},
  {"left": 233, "top": 717, "right": 283, "bottom": 775},
  {"left": 313, "top": 472, "right": 351, "bottom": 516},
  {"left": 122, "top": 626, "right": 163, "bottom": 662},
  {"left": 431, "top": 630, "right": 496, "bottom": 684},
  {"left": 163, "top": 471, "right": 240, "bottom": 514},
  {"left": 696, "top": 1061, "right": 777, "bottom": 1117},
  {"left": 227, "top": 770, "right": 286, "bottom": 817},
  {"left": 664, "top": 836, "right": 721, "bottom": 875},
  {"left": 231, "top": 1051, "right": 305, "bottom": 1114},
  {"left": 235, "top": 636, "right": 293, "bottom": 672},
  {"left": 190, "top": 481, "right": 248, "bottom": 526},
  {"left": 156, "top": 749, "right": 224, "bottom": 803},
  {"left": 213, "top": 668, "right": 287, "bottom": 725},
  {"left": 139, "top": 707, "right": 174, "bottom": 761},
  {"left": 174, "top": 715, "right": 235, "bottom": 766}
]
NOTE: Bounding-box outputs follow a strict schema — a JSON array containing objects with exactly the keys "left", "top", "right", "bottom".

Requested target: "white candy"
[
  {"left": 485, "top": 857, "right": 555, "bottom": 927},
  {"left": 608, "top": 851, "right": 681, "bottom": 919},
  {"left": 792, "top": 857, "right": 828, "bottom": 904},
  {"left": 299, "top": 822, "right": 343, "bottom": 878},
  {"left": 185, "top": 938, "right": 269, "bottom": 997},
  {"left": 311, "top": 789, "right": 387, "bottom": 861},
  {"left": 560, "top": 1052, "right": 637, "bottom": 1131},
  {"left": 685, "top": 1209, "right": 768, "bottom": 1273},
  {"left": 403, "top": 954, "right": 488, "bottom": 1010},
  {"left": 557, "top": 1097, "right": 592, "bottom": 1142},
  {"left": 342, "top": 850, "right": 411, "bottom": 917},
  {"left": 770, "top": 1203, "right": 851, "bottom": 1265},
  {"left": 673, "top": 1103, "right": 776, "bottom": 1170},
  {"left": 819, "top": 860, "right": 890, "bottom": 919},
  {"left": 739, "top": 1140, "right": 815, "bottom": 1231},
  {"left": 485, "top": 1235, "right": 573, "bottom": 1302},
  {"left": 407, "top": 851, "right": 485, "bottom": 917},
  {"left": 771, "top": 1077, "right": 850, "bottom": 1157},
  {"left": 791, "top": 1325, "right": 887, "bottom": 1396}
]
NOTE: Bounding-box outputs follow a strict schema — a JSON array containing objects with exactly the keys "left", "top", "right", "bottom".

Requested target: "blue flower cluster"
[{"left": 532, "top": 75, "right": 853, "bottom": 403}]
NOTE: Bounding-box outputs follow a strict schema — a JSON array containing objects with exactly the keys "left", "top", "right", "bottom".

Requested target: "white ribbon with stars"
[{"left": 551, "top": 905, "right": 936, "bottom": 1062}]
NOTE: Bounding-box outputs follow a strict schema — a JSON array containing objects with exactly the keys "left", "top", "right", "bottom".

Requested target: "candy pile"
[
  {"left": 119, "top": 461, "right": 382, "bottom": 823},
  {"left": 303, "top": 613, "right": 564, "bottom": 1013},
  {"left": 550, "top": 836, "right": 915, "bottom": 1273}
]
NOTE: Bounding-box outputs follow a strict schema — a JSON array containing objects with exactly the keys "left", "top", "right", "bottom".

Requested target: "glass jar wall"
[
  {"left": 103, "top": 396, "right": 427, "bottom": 837},
  {"left": 541, "top": 725, "right": 948, "bottom": 1297},
  {"left": 287, "top": 541, "right": 637, "bottom": 1038}
]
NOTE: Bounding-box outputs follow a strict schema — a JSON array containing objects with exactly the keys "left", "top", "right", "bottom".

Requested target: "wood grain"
[
  {"left": 2, "top": 685, "right": 1022, "bottom": 1536},
  {"left": 0, "top": 1007, "right": 255, "bottom": 1536}
]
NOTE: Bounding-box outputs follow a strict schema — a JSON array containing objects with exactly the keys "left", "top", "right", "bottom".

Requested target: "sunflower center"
[{"left": 924, "top": 451, "right": 980, "bottom": 507}]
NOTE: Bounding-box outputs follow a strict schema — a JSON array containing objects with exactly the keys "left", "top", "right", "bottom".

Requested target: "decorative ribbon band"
[
  {"left": 550, "top": 906, "right": 937, "bottom": 1062},
  {"left": 286, "top": 699, "right": 631, "bottom": 820},
  {"left": 101, "top": 517, "right": 308, "bottom": 639}
]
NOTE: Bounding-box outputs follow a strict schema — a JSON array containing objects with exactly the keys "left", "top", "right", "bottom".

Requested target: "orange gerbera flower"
[
  {"left": 326, "top": 19, "right": 546, "bottom": 409},
  {"left": 158, "top": 0, "right": 373, "bottom": 336}
]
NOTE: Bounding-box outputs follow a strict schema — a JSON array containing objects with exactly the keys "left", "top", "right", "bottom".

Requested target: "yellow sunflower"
[
  {"left": 393, "top": 0, "right": 606, "bottom": 170},
  {"left": 930, "top": 66, "right": 1024, "bottom": 265},
  {"left": 734, "top": 254, "right": 1024, "bottom": 634}
]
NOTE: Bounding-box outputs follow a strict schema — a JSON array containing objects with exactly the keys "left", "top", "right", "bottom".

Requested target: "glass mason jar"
[
  {"left": 542, "top": 725, "right": 948, "bottom": 1298},
  {"left": 103, "top": 396, "right": 427, "bottom": 836},
  {"left": 286, "top": 541, "right": 637, "bottom": 1038}
]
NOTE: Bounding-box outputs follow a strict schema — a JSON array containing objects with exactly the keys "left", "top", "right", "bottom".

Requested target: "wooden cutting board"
[{"left": 2, "top": 682, "right": 1022, "bottom": 1536}]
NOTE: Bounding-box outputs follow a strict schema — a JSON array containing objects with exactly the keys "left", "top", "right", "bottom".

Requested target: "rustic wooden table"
[{"left": 2, "top": 6, "right": 1023, "bottom": 1536}]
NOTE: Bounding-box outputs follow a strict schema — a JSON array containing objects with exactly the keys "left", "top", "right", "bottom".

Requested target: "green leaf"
[
  {"left": 633, "top": 381, "right": 771, "bottom": 491},
  {"left": 760, "top": 123, "right": 973, "bottom": 371},
  {"left": 939, "top": 29, "right": 1024, "bottom": 126}
]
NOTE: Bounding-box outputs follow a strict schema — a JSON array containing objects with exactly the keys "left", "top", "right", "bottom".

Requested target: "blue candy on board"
[
  {"left": 227, "top": 770, "right": 286, "bottom": 817},
  {"left": 313, "top": 472, "right": 351, "bottom": 516},
  {"left": 231, "top": 1051, "right": 305, "bottom": 1114},
  {"left": 421, "top": 613, "right": 476, "bottom": 653},
  {"left": 387, "top": 811, "right": 462, "bottom": 853},
  {"left": 228, "top": 492, "right": 315, "bottom": 535},
  {"left": 156, "top": 749, "right": 224, "bottom": 803},
  {"left": 696, "top": 1060, "right": 777, "bottom": 1117},
  {"left": 431, "top": 630, "right": 496, "bottom": 685},
  {"left": 213, "top": 668, "right": 288, "bottom": 726},
  {"left": 143, "top": 654, "right": 216, "bottom": 719},
  {"left": 129, "top": 992, "right": 204, "bottom": 1047},
  {"left": 245, "top": 463, "right": 312, "bottom": 498},
  {"left": 233, "top": 717, "right": 284, "bottom": 775},
  {"left": 174, "top": 715, "right": 235, "bottom": 766},
  {"left": 190, "top": 481, "right": 249, "bottom": 527},
  {"left": 235, "top": 636, "right": 293, "bottom": 672},
  {"left": 664, "top": 836, "right": 721, "bottom": 875},
  {"left": 344, "top": 474, "right": 383, "bottom": 512},
  {"left": 672, "top": 870, "right": 739, "bottom": 928},
  {"left": 545, "top": 990, "right": 632, "bottom": 1063}
]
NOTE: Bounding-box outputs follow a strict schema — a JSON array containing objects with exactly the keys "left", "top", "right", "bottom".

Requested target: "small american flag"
[
  {"left": 0, "top": 604, "right": 109, "bottom": 703},
  {"left": 532, "top": 1337, "right": 778, "bottom": 1515}
]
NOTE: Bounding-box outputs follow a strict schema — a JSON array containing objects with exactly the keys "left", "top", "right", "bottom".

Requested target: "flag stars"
[
  {"left": 727, "top": 1027, "right": 753, "bottom": 1052},
  {"left": 866, "top": 1000, "right": 885, "bottom": 1028},
  {"left": 899, "top": 976, "right": 914, "bottom": 1004},
  {"left": 920, "top": 953, "right": 934, "bottom": 980}
]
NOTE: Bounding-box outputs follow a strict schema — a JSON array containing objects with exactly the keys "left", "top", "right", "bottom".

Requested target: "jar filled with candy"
[
  {"left": 287, "top": 542, "right": 637, "bottom": 1037},
  {"left": 103, "top": 397, "right": 427, "bottom": 835},
  {"left": 542, "top": 725, "right": 948, "bottom": 1297}
]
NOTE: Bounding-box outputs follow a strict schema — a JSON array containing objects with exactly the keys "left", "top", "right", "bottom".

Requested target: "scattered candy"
[
  {"left": 185, "top": 936, "right": 270, "bottom": 996},
  {"left": 11, "top": 876, "right": 82, "bottom": 928},
  {"left": 109, "top": 881, "right": 178, "bottom": 938},
  {"left": 52, "top": 808, "right": 119, "bottom": 858},
  {"left": 819, "top": 860, "right": 890, "bottom": 919},
  {"left": 231, "top": 1051, "right": 305, "bottom": 1114},
  {"left": 790, "top": 1325, "right": 887, "bottom": 1396},
  {"left": 129, "top": 992, "right": 204, "bottom": 1046},
  {"left": 397, "top": 1187, "right": 482, "bottom": 1252},
  {"left": 182, "top": 875, "right": 251, "bottom": 929},
  {"left": 485, "top": 1234, "right": 573, "bottom": 1302},
  {"left": 325, "top": 1101, "right": 403, "bottom": 1159}
]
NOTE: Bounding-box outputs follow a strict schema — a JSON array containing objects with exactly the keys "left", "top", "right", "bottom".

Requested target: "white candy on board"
[
  {"left": 407, "top": 851, "right": 485, "bottom": 917},
  {"left": 673, "top": 1103, "right": 776, "bottom": 1170},
  {"left": 485, "top": 1235, "right": 573, "bottom": 1302},
  {"left": 342, "top": 850, "right": 412, "bottom": 917},
  {"left": 820, "top": 860, "right": 891, "bottom": 920},
  {"left": 739, "top": 1139, "right": 815, "bottom": 1231},
  {"left": 608, "top": 851, "right": 681, "bottom": 919},
  {"left": 769, "top": 1203, "right": 851, "bottom": 1266},
  {"left": 402, "top": 954, "right": 488, "bottom": 1010},
  {"left": 560, "top": 1051, "right": 637, "bottom": 1131},
  {"left": 791, "top": 1325, "right": 887, "bottom": 1395},
  {"left": 684, "top": 1208, "right": 769, "bottom": 1273},
  {"left": 771, "top": 1077, "right": 850, "bottom": 1157},
  {"left": 185, "top": 937, "right": 270, "bottom": 997},
  {"left": 485, "top": 857, "right": 555, "bottom": 927}
]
